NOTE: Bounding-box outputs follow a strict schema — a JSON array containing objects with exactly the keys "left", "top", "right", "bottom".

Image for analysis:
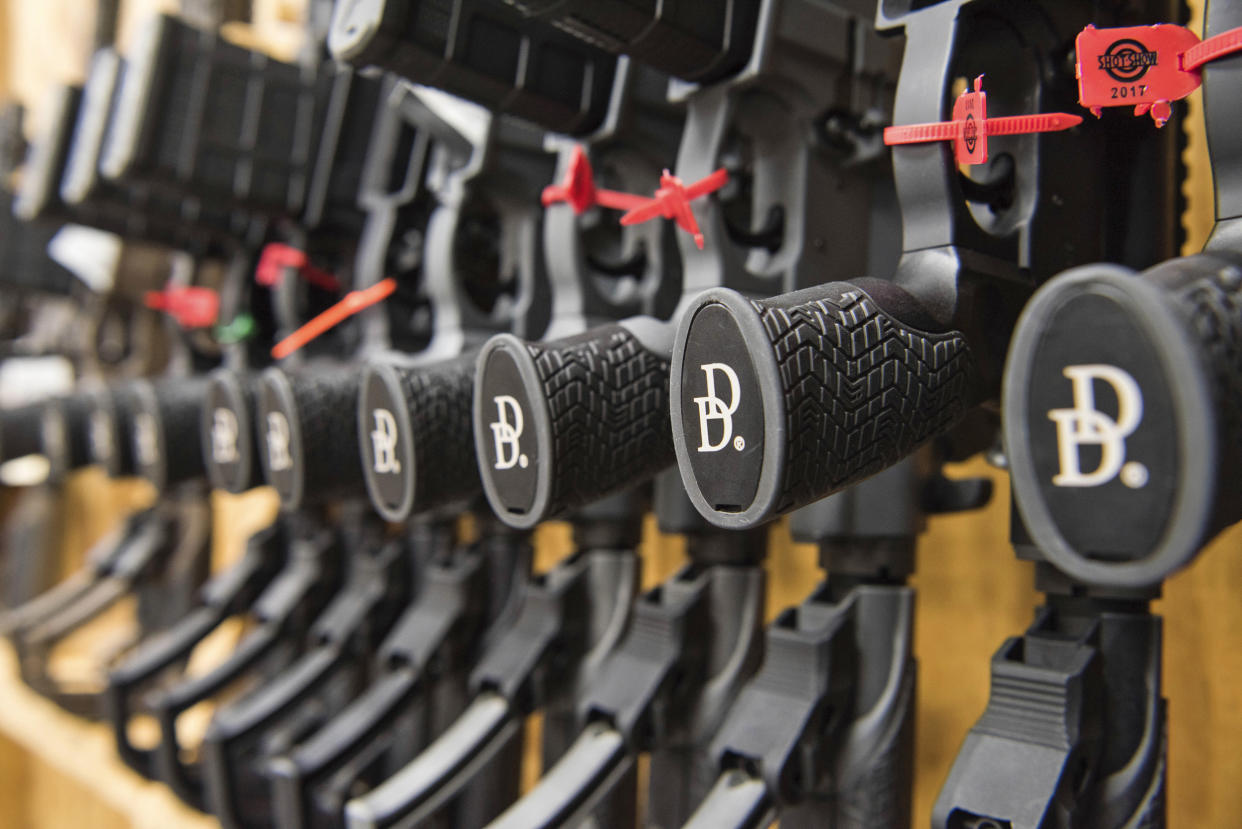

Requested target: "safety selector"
[
  {"left": 1004, "top": 255, "right": 1242, "bottom": 587},
  {"left": 473, "top": 319, "right": 674, "bottom": 528},
  {"left": 257, "top": 366, "right": 367, "bottom": 510},
  {"left": 358, "top": 352, "right": 479, "bottom": 521},
  {"left": 671, "top": 280, "right": 978, "bottom": 528},
  {"left": 127, "top": 378, "right": 211, "bottom": 490},
  {"left": 202, "top": 369, "right": 265, "bottom": 494}
]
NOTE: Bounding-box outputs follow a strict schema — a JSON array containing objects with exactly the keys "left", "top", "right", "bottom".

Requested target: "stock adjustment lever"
[{"left": 671, "top": 280, "right": 978, "bottom": 528}]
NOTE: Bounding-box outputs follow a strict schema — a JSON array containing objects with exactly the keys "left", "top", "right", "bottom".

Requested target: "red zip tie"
[
  {"left": 618, "top": 168, "right": 729, "bottom": 249},
  {"left": 884, "top": 77, "right": 1081, "bottom": 166},
  {"left": 881, "top": 122, "right": 962, "bottom": 145},
  {"left": 271, "top": 278, "right": 397, "bottom": 360},
  {"left": 542, "top": 146, "right": 729, "bottom": 248},
  {"left": 256, "top": 243, "right": 342, "bottom": 292},
  {"left": 983, "top": 113, "right": 1086, "bottom": 135},
  {"left": 541, "top": 145, "right": 598, "bottom": 214},
  {"left": 1182, "top": 27, "right": 1242, "bottom": 72},
  {"left": 144, "top": 286, "right": 220, "bottom": 329},
  {"left": 541, "top": 144, "right": 657, "bottom": 214}
]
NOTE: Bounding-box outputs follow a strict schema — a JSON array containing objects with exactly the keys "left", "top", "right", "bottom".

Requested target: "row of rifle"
[{"left": 0, "top": 0, "right": 1239, "bottom": 826}]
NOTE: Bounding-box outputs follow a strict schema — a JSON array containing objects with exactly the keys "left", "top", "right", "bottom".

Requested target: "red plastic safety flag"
[
  {"left": 541, "top": 145, "right": 729, "bottom": 247},
  {"left": 271, "top": 278, "right": 397, "bottom": 360},
  {"left": 145, "top": 286, "right": 220, "bottom": 329},
  {"left": 1076, "top": 24, "right": 1200, "bottom": 125},
  {"left": 952, "top": 77, "right": 988, "bottom": 165},
  {"left": 541, "top": 145, "right": 599, "bottom": 214},
  {"left": 619, "top": 169, "right": 729, "bottom": 250},
  {"left": 541, "top": 144, "right": 663, "bottom": 215},
  {"left": 1076, "top": 24, "right": 1242, "bottom": 126},
  {"left": 255, "top": 243, "right": 341, "bottom": 292},
  {"left": 883, "top": 77, "right": 1082, "bottom": 166}
]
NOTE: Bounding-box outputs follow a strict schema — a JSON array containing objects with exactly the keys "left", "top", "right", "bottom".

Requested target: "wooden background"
[{"left": 1, "top": 1, "right": 1240, "bottom": 825}]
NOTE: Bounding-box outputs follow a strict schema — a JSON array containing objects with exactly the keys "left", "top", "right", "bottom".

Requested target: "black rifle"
[
  {"left": 66, "top": 11, "right": 383, "bottom": 805},
  {"left": 333, "top": 28, "right": 678, "bottom": 824},
  {"left": 472, "top": 0, "right": 900, "bottom": 531},
  {"left": 669, "top": 0, "right": 1180, "bottom": 531},
  {"left": 936, "top": 2, "right": 1234, "bottom": 825},
  {"left": 261, "top": 77, "right": 550, "bottom": 828},
  {"left": 195, "top": 61, "right": 560, "bottom": 826},
  {"left": 8, "top": 3, "right": 389, "bottom": 725}
]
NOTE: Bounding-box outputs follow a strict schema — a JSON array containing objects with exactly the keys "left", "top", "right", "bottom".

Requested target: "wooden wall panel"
[{"left": 1, "top": 0, "right": 97, "bottom": 134}]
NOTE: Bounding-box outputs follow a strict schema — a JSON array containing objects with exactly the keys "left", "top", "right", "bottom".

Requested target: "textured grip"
[
  {"left": 475, "top": 323, "right": 674, "bottom": 528},
  {"left": 329, "top": 0, "right": 617, "bottom": 136},
  {"left": 0, "top": 404, "right": 46, "bottom": 463},
  {"left": 202, "top": 369, "right": 266, "bottom": 494},
  {"left": 672, "top": 283, "right": 976, "bottom": 529},
  {"left": 1005, "top": 255, "right": 1242, "bottom": 587},
  {"left": 41, "top": 394, "right": 97, "bottom": 482},
  {"left": 258, "top": 366, "right": 367, "bottom": 509},
  {"left": 1174, "top": 268, "right": 1242, "bottom": 481},
  {"left": 503, "top": 0, "right": 759, "bottom": 83},
  {"left": 89, "top": 386, "right": 139, "bottom": 477},
  {"left": 130, "top": 378, "right": 211, "bottom": 489},
  {"left": 360, "top": 352, "right": 479, "bottom": 521}
]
